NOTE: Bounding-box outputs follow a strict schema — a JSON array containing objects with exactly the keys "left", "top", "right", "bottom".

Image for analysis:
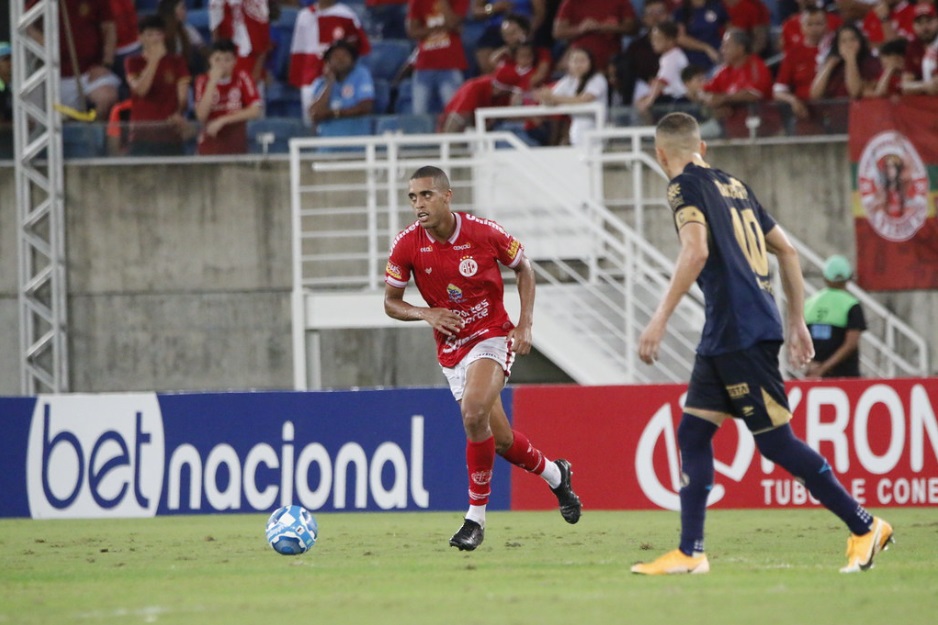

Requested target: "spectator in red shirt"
[
  {"left": 488, "top": 13, "right": 552, "bottom": 90},
  {"left": 552, "top": 0, "right": 638, "bottom": 71},
  {"left": 126, "top": 14, "right": 192, "bottom": 156},
  {"left": 723, "top": 0, "right": 772, "bottom": 57},
  {"left": 27, "top": 0, "right": 121, "bottom": 119},
  {"left": 194, "top": 39, "right": 262, "bottom": 155},
  {"left": 862, "top": 0, "right": 918, "bottom": 47},
  {"left": 871, "top": 38, "right": 907, "bottom": 96},
  {"left": 773, "top": 6, "right": 832, "bottom": 134},
  {"left": 902, "top": 3, "right": 938, "bottom": 91},
  {"left": 779, "top": 0, "right": 841, "bottom": 52},
  {"left": 406, "top": 0, "right": 470, "bottom": 115},
  {"left": 471, "top": 1, "right": 547, "bottom": 75},
  {"left": 702, "top": 28, "right": 774, "bottom": 137},
  {"left": 209, "top": 0, "right": 271, "bottom": 88},
  {"left": 438, "top": 68, "right": 519, "bottom": 133},
  {"left": 289, "top": 1, "right": 371, "bottom": 89}
]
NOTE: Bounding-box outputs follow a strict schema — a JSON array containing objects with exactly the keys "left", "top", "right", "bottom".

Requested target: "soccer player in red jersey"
[{"left": 384, "top": 166, "right": 582, "bottom": 551}]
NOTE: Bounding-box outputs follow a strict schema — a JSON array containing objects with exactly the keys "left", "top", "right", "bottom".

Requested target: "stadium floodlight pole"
[{"left": 12, "top": 0, "right": 70, "bottom": 393}]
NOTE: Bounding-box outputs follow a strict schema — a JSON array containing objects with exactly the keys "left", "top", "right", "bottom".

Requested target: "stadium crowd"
[{"left": 1, "top": 0, "right": 937, "bottom": 156}]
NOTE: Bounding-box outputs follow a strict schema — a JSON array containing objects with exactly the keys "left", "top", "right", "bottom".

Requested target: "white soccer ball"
[{"left": 265, "top": 505, "right": 318, "bottom": 555}]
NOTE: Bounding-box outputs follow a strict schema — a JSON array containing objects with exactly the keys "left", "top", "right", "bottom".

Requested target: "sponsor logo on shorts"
[{"left": 727, "top": 383, "right": 749, "bottom": 399}]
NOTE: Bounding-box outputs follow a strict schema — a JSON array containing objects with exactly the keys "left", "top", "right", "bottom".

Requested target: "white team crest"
[{"left": 459, "top": 257, "right": 478, "bottom": 277}]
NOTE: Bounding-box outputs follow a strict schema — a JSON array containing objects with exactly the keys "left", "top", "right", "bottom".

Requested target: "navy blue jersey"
[{"left": 668, "top": 163, "right": 784, "bottom": 355}]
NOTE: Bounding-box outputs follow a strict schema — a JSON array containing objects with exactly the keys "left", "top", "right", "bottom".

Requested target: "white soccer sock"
[
  {"left": 466, "top": 504, "right": 486, "bottom": 527},
  {"left": 540, "top": 460, "right": 561, "bottom": 490}
]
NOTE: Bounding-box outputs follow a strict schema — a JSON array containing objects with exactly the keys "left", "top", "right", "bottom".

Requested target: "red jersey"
[
  {"left": 705, "top": 54, "right": 773, "bottom": 99},
  {"left": 109, "top": 0, "right": 139, "bottom": 51},
  {"left": 210, "top": 0, "right": 272, "bottom": 78},
  {"left": 723, "top": 0, "right": 771, "bottom": 31},
  {"left": 862, "top": 1, "right": 917, "bottom": 44},
  {"left": 126, "top": 54, "right": 190, "bottom": 141},
  {"left": 195, "top": 69, "right": 261, "bottom": 155},
  {"left": 40, "top": 0, "right": 115, "bottom": 76},
  {"left": 408, "top": 0, "right": 469, "bottom": 71},
  {"left": 385, "top": 212, "right": 525, "bottom": 367},
  {"left": 555, "top": 0, "right": 636, "bottom": 70},
  {"left": 773, "top": 43, "right": 820, "bottom": 100},
  {"left": 780, "top": 12, "right": 841, "bottom": 51},
  {"left": 443, "top": 76, "right": 509, "bottom": 116},
  {"left": 288, "top": 3, "right": 372, "bottom": 87}
]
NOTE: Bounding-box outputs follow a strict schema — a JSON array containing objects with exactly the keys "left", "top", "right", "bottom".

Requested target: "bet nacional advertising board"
[
  {"left": 2, "top": 379, "right": 936, "bottom": 519},
  {"left": 511, "top": 378, "right": 938, "bottom": 512},
  {"left": 0, "top": 389, "right": 512, "bottom": 519}
]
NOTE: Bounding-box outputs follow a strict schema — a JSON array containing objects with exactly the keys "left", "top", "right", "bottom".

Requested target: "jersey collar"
[{"left": 424, "top": 212, "right": 462, "bottom": 246}]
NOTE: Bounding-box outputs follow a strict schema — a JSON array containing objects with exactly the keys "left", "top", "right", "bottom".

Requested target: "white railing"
[
  {"left": 288, "top": 128, "right": 702, "bottom": 388},
  {"left": 288, "top": 122, "right": 928, "bottom": 388}
]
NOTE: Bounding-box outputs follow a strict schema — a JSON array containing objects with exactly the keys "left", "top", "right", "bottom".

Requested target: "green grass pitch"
[{"left": 2, "top": 508, "right": 936, "bottom": 625}]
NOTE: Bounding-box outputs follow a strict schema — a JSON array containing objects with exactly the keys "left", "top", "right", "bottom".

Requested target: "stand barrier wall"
[{"left": 2, "top": 379, "right": 936, "bottom": 519}]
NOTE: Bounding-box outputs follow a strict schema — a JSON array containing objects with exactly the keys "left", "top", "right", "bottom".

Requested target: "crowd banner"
[
  {"left": 849, "top": 96, "right": 938, "bottom": 290},
  {"left": 511, "top": 378, "right": 938, "bottom": 510},
  {"left": 0, "top": 389, "right": 513, "bottom": 519}
]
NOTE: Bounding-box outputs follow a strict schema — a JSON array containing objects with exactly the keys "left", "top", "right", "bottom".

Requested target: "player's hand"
[
  {"left": 804, "top": 361, "right": 823, "bottom": 379},
  {"left": 424, "top": 307, "right": 464, "bottom": 337},
  {"left": 205, "top": 118, "right": 225, "bottom": 137},
  {"left": 508, "top": 324, "right": 532, "bottom": 356},
  {"left": 787, "top": 320, "right": 815, "bottom": 370},
  {"left": 638, "top": 317, "right": 667, "bottom": 365}
]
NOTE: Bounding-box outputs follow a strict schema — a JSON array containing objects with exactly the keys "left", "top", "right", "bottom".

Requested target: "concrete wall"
[{"left": 0, "top": 140, "right": 935, "bottom": 394}]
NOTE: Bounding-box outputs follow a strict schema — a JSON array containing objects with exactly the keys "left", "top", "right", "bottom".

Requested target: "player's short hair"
[
  {"left": 410, "top": 166, "right": 451, "bottom": 191},
  {"left": 656, "top": 112, "right": 701, "bottom": 152}
]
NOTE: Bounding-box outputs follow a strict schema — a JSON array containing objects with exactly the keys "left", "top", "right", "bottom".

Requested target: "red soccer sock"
[
  {"left": 466, "top": 436, "right": 496, "bottom": 506},
  {"left": 499, "top": 429, "right": 547, "bottom": 474}
]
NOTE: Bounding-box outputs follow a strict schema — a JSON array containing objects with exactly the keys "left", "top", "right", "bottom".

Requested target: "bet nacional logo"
[{"left": 856, "top": 131, "right": 930, "bottom": 242}]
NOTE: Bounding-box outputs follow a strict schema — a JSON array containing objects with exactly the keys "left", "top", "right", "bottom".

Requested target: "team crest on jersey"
[
  {"left": 459, "top": 256, "right": 478, "bottom": 277},
  {"left": 667, "top": 183, "right": 684, "bottom": 209},
  {"left": 446, "top": 283, "right": 463, "bottom": 302},
  {"left": 857, "top": 131, "right": 929, "bottom": 242}
]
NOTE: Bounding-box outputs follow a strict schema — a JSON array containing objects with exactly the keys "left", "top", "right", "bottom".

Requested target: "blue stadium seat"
[
  {"left": 136, "top": 0, "right": 161, "bottom": 12},
  {"left": 372, "top": 78, "right": 391, "bottom": 115},
  {"left": 361, "top": 39, "right": 413, "bottom": 82},
  {"left": 374, "top": 114, "right": 435, "bottom": 135},
  {"left": 394, "top": 78, "right": 413, "bottom": 114},
  {"left": 247, "top": 118, "right": 308, "bottom": 154},
  {"left": 316, "top": 115, "right": 375, "bottom": 138},
  {"left": 267, "top": 7, "right": 300, "bottom": 82},
  {"left": 266, "top": 80, "right": 303, "bottom": 118},
  {"left": 187, "top": 9, "right": 212, "bottom": 44},
  {"left": 63, "top": 123, "right": 105, "bottom": 159}
]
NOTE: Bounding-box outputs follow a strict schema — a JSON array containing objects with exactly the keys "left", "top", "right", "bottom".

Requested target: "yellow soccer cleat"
[
  {"left": 840, "top": 517, "right": 894, "bottom": 573},
  {"left": 631, "top": 549, "right": 710, "bottom": 575}
]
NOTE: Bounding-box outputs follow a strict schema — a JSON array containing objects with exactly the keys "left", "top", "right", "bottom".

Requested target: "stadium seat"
[
  {"left": 63, "top": 123, "right": 106, "bottom": 159},
  {"left": 361, "top": 39, "right": 413, "bottom": 82},
  {"left": 394, "top": 78, "right": 413, "bottom": 114},
  {"left": 247, "top": 118, "right": 308, "bottom": 154},
  {"left": 460, "top": 18, "right": 489, "bottom": 78},
  {"left": 315, "top": 115, "right": 375, "bottom": 138},
  {"left": 265, "top": 80, "right": 303, "bottom": 118},
  {"left": 136, "top": 0, "right": 161, "bottom": 12},
  {"left": 267, "top": 6, "right": 300, "bottom": 82},
  {"left": 372, "top": 78, "right": 391, "bottom": 115},
  {"left": 374, "top": 114, "right": 435, "bottom": 135},
  {"left": 187, "top": 9, "right": 212, "bottom": 44}
]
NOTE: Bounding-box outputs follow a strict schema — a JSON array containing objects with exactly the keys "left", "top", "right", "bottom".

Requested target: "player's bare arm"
[
  {"left": 383, "top": 284, "right": 465, "bottom": 337},
  {"left": 639, "top": 220, "right": 708, "bottom": 364},
  {"left": 764, "top": 225, "right": 815, "bottom": 369},
  {"left": 508, "top": 256, "right": 535, "bottom": 355}
]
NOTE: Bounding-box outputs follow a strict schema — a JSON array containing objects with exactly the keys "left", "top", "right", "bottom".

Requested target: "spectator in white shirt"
[
  {"left": 635, "top": 21, "right": 689, "bottom": 122},
  {"left": 533, "top": 46, "right": 608, "bottom": 146}
]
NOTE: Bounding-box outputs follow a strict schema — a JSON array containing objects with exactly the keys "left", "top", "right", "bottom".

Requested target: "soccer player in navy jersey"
[
  {"left": 383, "top": 165, "right": 582, "bottom": 551},
  {"left": 631, "top": 112, "right": 893, "bottom": 574}
]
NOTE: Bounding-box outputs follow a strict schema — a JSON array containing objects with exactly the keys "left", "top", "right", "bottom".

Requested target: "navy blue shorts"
[{"left": 685, "top": 341, "right": 792, "bottom": 433}]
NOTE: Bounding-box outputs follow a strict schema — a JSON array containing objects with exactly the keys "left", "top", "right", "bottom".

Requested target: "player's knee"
[
  {"left": 677, "top": 414, "right": 716, "bottom": 453},
  {"left": 460, "top": 401, "right": 489, "bottom": 434}
]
